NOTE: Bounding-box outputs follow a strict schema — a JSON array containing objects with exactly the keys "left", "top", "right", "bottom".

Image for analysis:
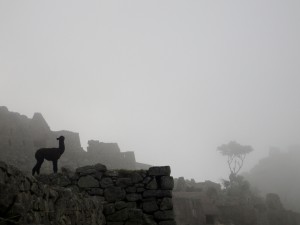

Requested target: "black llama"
[{"left": 32, "top": 136, "right": 65, "bottom": 175}]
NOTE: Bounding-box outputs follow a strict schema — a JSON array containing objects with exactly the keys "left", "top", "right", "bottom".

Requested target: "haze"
[{"left": 1, "top": 1, "right": 300, "bottom": 182}]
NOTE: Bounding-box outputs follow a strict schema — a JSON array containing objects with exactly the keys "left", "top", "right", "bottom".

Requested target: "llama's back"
[{"left": 35, "top": 148, "right": 61, "bottom": 161}]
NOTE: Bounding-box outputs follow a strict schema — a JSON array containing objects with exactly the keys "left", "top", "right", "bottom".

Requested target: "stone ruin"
[
  {"left": 0, "top": 161, "right": 176, "bottom": 225},
  {"left": 0, "top": 106, "right": 176, "bottom": 225},
  {"left": 0, "top": 106, "right": 151, "bottom": 175}
]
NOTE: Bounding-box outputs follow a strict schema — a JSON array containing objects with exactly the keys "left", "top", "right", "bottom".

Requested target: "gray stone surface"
[
  {"left": 154, "top": 210, "right": 174, "bottom": 220},
  {"left": 106, "top": 208, "right": 128, "bottom": 222},
  {"left": 146, "top": 178, "right": 158, "bottom": 190},
  {"left": 160, "top": 176, "right": 174, "bottom": 190},
  {"left": 128, "top": 208, "right": 143, "bottom": 221},
  {"left": 158, "top": 221, "right": 176, "bottom": 225},
  {"left": 143, "top": 199, "right": 159, "bottom": 213},
  {"left": 104, "top": 186, "right": 126, "bottom": 202},
  {"left": 143, "top": 176, "right": 152, "bottom": 184},
  {"left": 78, "top": 175, "right": 99, "bottom": 188},
  {"left": 107, "top": 222, "right": 123, "bottom": 225},
  {"left": 126, "top": 193, "right": 142, "bottom": 202},
  {"left": 160, "top": 198, "right": 173, "bottom": 210},
  {"left": 95, "top": 163, "right": 107, "bottom": 172},
  {"left": 105, "top": 170, "right": 119, "bottom": 177},
  {"left": 125, "top": 222, "right": 143, "bottom": 225},
  {"left": 126, "top": 186, "right": 137, "bottom": 193},
  {"left": 116, "top": 178, "right": 133, "bottom": 187},
  {"left": 137, "top": 187, "right": 145, "bottom": 193},
  {"left": 115, "top": 201, "right": 127, "bottom": 210},
  {"left": 143, "top": 190, "right": 172, "bottom": 198},
  {"left": 76, "top": 165, "right": 95, "bottom": 174},
  {"left": 104, "top": 203, "right": 116, "bottom": 215},
  {"left": 87, "top": 188, "right": 104, "bottom": 196},
  {"left": 131, "top": 172, "right": 143, "bottom": 183},
  {"left": 126, "top": 202, "right": 137, "bottom": 209},
  {"left": 143, "top": 214, "right": 158, "bottom": 225},
  {"left": 93, "top": 171, "right": 103, "bottom": 180},
  {"left": 100, "top": 177, "right": 113, "bottom": 188},
  {"left": 149, "top": 166, "right": 171, "bottom": 176}
]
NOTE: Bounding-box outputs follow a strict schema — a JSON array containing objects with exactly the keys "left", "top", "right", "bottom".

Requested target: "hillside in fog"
[{"left": 245, "top": 146, "right": 300, "bottom": 212}]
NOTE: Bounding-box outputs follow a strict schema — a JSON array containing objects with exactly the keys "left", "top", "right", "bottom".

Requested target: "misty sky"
[{"left": 1, "top": 1, "right": 300, "bottom": 182}]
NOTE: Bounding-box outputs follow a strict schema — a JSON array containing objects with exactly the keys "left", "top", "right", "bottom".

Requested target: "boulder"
[
  {"left": 100, "top": 177, "right": 113, "bottom": 188},
  {"left": 131, "top": 172, "right": 143, "bottom": 183},
  {"left": 104, "top": 186, "right": 126, "bottom": 202},
  {"left": 126, "top": 193, "right": 142, "bottom": 202},
  {"left": 154, "top": 210, "right": 174, "bottom": 220},
  {"left": 159, "top": 176, "right": 174, "bottom": 190},
  {"left": 143, "top": 199, "right": 159, "bottom": 213},
  {"left": 78, "top": 175, "right": 99, "bottom": 188},
  {"left": 95, "top": 163, "right": 107, "bottom": 172},
  {"left": 107, "top": 208, "right": 129, "bottom": 222},
  {"left": 115, "top": 201, "right": 127, "bottom": 210},
  {"left": 143, "top": 190, "right": 172, "bottom": 198},
  {"left": 125, "top": 186, "right": 137, "bottom": 193},
  {"left": 160, "top": 198, "right": 173, "bottom": 210},
  {"left": 76, "top": 165, "right": 95, "bottom": 174},
  {"left": 86, "top": 188, "right": 103, "bottom": 196},
  {"left": 104, "top": 203, "right": 116, "bottom": 215},
  {"left": 146, "top": 178, "right": 158, "bottom": 190},
  {"left": 148, "top": 166, "right": 171, "bottom": 176},
  {"left": 128, "top": 208, "right": 143, "bottom": 222},
  {"left": 116, "top": 178, "right": 133, "bottom": 188}
]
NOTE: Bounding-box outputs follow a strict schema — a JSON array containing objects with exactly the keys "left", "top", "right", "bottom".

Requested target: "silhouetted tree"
[{"left": 217, "top": 141, "right": 253, "bottom": 180}]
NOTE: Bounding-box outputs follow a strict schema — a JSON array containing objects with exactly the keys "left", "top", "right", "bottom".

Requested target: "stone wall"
[
  {"left": 37, "top": 164, "right": 176, "bottom": 225},
  {"left": 0, "top": 161, "right": 176, "bottom": 225},
  {"left": 0, "top": 161, "right": 105, "bottom": 225}
]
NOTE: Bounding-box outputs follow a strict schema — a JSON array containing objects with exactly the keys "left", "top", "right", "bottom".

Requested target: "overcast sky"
[{"left": 1, "top": 0, "right": 300, "bottom": 182}]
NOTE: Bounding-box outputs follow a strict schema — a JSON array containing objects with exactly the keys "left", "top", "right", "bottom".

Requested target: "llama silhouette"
[{"left": 32, "top": 136, "right": 65, "bottom": 175}]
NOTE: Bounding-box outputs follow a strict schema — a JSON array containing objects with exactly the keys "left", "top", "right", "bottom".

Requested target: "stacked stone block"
[
  {"left": 0, "top": 160, "right": 176, "bottom": 225},
  {"left": 37, "top": 164, "right": 176, "bottom": 225},
  {"left": 73, "top": 164, "right": 176, "bottom": 225},
  {"left": 0, "top": 161, "right": 105, "bottom": 225}
]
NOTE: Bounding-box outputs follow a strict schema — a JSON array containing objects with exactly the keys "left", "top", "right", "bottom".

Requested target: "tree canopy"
[{"left": 217, "top": 141, "right": 253, "bottom": 178}]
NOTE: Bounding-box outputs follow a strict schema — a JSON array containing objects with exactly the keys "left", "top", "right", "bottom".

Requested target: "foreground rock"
[
  {"left": 0, "top": 162, "right": 105, "bottom": 225},
  {"left": 0, "top": 162, "right": 176, "bottom": 225}
]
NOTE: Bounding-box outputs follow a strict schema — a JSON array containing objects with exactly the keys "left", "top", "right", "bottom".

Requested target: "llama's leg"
[
  {"left": 53, "top": 160, "right": 58, "bottom": 173},
  {"left": 32, "top": 162, "right": 38, "bottom": 175},
  {"left": 33, "top": 159, "right": 44, "bottom": 175},
  {"left": 36, "top": 159, "right": 44, "bottom": 175}
]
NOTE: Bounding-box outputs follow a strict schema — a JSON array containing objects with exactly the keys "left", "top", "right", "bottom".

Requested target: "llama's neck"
[{"left": 59, "top": 140, "right": 65, "bottom": 155}]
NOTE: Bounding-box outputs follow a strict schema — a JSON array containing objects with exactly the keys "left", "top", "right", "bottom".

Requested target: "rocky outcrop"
[
  {"left": 0, "top": 161, "right": 176, "bottom": 225},
  {"left": 0, "top": 161, "right": 105, "bottom": 225}
]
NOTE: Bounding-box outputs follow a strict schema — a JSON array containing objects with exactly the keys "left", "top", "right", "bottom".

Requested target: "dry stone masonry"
[
  {"left": 0, "top": 161, "right": 176, "bottom": 225},
  {"left": 0, "top": 161, "right": 105, "bottom": 225}
]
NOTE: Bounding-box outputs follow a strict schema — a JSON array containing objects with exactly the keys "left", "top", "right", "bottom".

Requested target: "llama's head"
[{"left": 57, "top": 136, "right": 65, "bottom": 141}]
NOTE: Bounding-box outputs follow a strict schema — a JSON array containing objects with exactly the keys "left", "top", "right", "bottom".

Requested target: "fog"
[{"left": 1, "top": 1, "right": 300, "bottom": 182}]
